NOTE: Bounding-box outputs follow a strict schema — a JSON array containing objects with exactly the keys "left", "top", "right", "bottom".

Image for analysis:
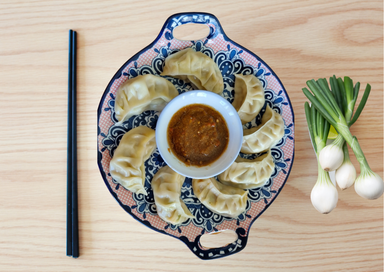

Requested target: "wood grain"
[{"left": 0, "top": 0, "right": 382, "bottom": 271}]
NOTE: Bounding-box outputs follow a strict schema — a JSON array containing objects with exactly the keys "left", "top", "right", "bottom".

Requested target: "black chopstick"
[
  {"left": 67, "top": 29, "right": 79, "bottom": 258},
  {"left": 66, "top": 30, "right": 73, "bottom": 257}
]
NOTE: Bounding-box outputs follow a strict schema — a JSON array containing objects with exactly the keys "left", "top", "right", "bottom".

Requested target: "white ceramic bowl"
[{"left": 156, "top": 90, "right": 243, "bottom": 179}]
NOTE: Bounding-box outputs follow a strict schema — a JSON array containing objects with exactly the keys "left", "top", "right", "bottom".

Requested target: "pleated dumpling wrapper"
[
  {"left": 232, "top": 74, "right": 265, "bottom": 124},
  {"left": 109, "top": 126, "right": 156, "bottom": 195},
  {"left": 114, "top": 74, "right": 178, "bottom": 122},
  {"left": 192, "top": 178, "right": 248, "bottom": 218},
  {"left": 151, "top": 165, "right": 194, "bottom": 225},
  {"left": 161, "top": 48, "right": 224, "bottom": 94},
  {"left": 218, "top": 150, "right": 275, "bottom": 189},
  {"left": 241, "top": 105, "right": 285, "bottom": 153}
]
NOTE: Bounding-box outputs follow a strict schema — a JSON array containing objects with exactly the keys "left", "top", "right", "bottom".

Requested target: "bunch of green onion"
[{"left": 303, "top": 76, "right": 383, "bottom": 213}]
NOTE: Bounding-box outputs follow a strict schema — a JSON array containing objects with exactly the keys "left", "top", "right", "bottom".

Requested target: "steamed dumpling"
[
  {"left": 241, "top": 105, "right": 285, "bottom": 153},
  {"left": 232, "top": 74, "right": 265, "bottom": 124},
  {"left": 192, "top": 178, "right": 248, "bottom": 218},
  {"left": 218, "top": 150, "right": 275, "bottom": 189},
  {"left": 161, "top": 48, "right": 224, "bottom": 94},
  {"left": 109, "top": 126, "right": 156, "bottom": 195},
  {"left": 114, "top": 74, "right": 178, "bottom": 122},
  {"left": 151, "top": 166, "right": 194, "bottom": 225}
]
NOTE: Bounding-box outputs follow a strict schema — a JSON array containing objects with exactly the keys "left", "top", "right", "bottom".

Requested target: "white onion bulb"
[
  {"left": 354, "top": 171, "right": 384, "bottom": 200},
  {"left": 311, "top": 171, "right": 338, "bottom": 214},
  {"left": 319, "top": 144, "right": 344, "bottom": 172},
  {"left": 335, "top": 160, "right": 356, "bottom": 190}
]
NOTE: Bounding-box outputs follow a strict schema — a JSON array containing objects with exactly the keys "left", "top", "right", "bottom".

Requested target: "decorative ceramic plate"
[{"left": 97, "top": 12, "right": 295, "bottom": 260}]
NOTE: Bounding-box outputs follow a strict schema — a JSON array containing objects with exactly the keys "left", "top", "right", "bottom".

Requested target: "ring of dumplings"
[{"left": 109, "top": 47, "right": 286, "bottom": 225}]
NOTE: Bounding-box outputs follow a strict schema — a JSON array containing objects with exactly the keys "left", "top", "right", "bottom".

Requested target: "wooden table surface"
[{"left": 1, "top": 0, "right": 383, "bottom": 271}]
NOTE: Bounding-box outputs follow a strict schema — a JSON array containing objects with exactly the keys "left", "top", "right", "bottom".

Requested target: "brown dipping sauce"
[{"left": 167, "top": 104, "right": 229, "bottom": 166}]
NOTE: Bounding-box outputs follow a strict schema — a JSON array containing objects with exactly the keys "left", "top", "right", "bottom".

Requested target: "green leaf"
[
  {"left": 330, "top": 76, "right": 343, "bottom": 112},
  {"left": 317, "top": 78, "right": 345, "bottom": 121},
  {"left": 344, "top": 76, "right": 354, "bottom": 104},
  {"left": 310, "top": 99, "right": 317, "bottom": 138},
  {"left": 337, "top": 77, "right": 348, "bottom": 115},
  {"left": 316, "top": 109, "right": 321, "bottom": 138},
  {"left": 302, "top": 87, "right": 338, "bottom": 129},
  {"left": 317, "top": 108, "right": 324, "bottom": 140},
  {"left": 306, "top": 80, "right": 339, "bottom": 121},
  {"left": 349, "top": 84, "right": 371, "bottom": 126},
  {"left": 353, "top": 82, "right": 360, "bottom": 103},
  {"left": 304, "top": 102, "right": 317, "bottom": 153},
  {"left": 323, "top": 119, "right": 330, "bottom": 145}
]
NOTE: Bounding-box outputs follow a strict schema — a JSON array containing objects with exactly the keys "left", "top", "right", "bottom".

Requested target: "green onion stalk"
[
  {"left": 303, "top": 77, "right": 384, "bottom": 200},
  {"left": 320, "top": 76, "right": 361, "bottom": 189},
  {"left": 317, "top": 76, "right": 365, "bottom": 172},
  {"left": 305, "top": 102, "right": 338, "bottom": 213}
]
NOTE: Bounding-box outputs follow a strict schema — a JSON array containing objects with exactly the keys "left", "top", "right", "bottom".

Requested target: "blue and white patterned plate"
[{"left": 97, "top": 12, "right": 295, "bottom": 260}]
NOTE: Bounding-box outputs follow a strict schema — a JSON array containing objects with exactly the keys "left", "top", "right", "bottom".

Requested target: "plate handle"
[
  {"left": 181, "top": 227, "right": 249, "bottom": 260},
  {"left": 158, "top": 12, "right": 225, "bottom": 41}
]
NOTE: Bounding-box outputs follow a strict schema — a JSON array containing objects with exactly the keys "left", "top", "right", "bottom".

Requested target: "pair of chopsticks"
[{"left": 67, "top": 29, "right": 79, "bottom": 258}]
